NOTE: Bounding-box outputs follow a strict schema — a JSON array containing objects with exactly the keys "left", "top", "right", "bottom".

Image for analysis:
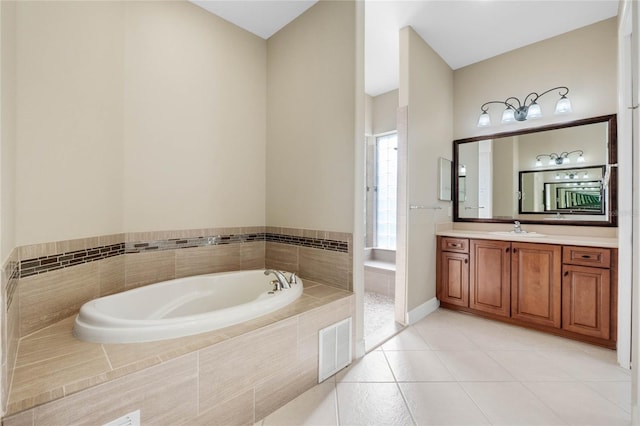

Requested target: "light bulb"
[
  {"left": 555, "top": 96, "right": 572, "bottom": 114},
  {"left": 526, "top": 102, "right": 542, "bottom": 119},
  {"left": 535, "top": 159, "right": 542, "bottom": 167},
  {"left": 477, "top": 111, "right": 491, "bottom": 127},
  {"left": 501, "top": 108, "right": 515, "bottom": 124},
  {"left": 577, "top": 153, "right": 585, "bottom": 163},
  {"left": 563, "top": 157, "right": 570, "bottom": 164},
  {"left": 548, "top": 158, "right": 555, "bottom": 166}
]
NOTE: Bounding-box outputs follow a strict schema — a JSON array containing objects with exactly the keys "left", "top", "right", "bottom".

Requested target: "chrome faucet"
[
  {"left": 513, "top": 221, "right": 523, "bottom": 234},
  {"left": 264, "top": 269, "right": 291, "bottom": 290}
]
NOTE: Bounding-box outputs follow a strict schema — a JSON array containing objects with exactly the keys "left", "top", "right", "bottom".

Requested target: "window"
[{"left": 375, "top": 133, "right": 397, "bottom": 249}]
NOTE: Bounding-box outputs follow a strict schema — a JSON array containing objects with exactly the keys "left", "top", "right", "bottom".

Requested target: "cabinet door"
[
  {"left": 469, "top": 239, "right": 511, "bottom": 317},
  {"left": 562, "top": 265, "right": 610, "bottom": 339},
  {"left": 511, "top": 243, "right": 561, "bottom": 328},
  {"left": 439, "top": 252, "right": 469, "bottom": 307}
]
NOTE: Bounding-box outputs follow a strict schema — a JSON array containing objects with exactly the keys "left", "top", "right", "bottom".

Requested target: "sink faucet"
[
  {"left": 264, "top": 269, "right": 291, "bottom": 290},
  {"left": 513, "top": 221, "right": 523, "bottom": 234}
]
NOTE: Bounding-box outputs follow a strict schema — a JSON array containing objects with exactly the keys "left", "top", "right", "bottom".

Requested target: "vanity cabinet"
[
  {"left": 438, "top": 237, "right": 469, "bottom": 307},
  {"left": 436, "top": 236, "right": 616, "bottom": 347},
  {"left": 511, "top": 243, "right": 562, "bottom": 328},
  {"left": 561, "top": 246, "right": 613, "bottom": 340},
  {"left": 469, "top": 239, "right": 510, "bottom": 317}
]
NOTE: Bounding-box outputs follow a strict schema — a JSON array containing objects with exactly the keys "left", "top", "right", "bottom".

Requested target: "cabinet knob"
[
  {"left": 564, "top": 271, "right": 569, "bottom": 277},
  {"left": 464, "top": 259, "right": 468, "bottom": 264},
  {"left": 513, "top": 248, "right": 517, "bottom": 253},
  {"left": 505, "top": 247, "right": 510, "bottom": 253}
]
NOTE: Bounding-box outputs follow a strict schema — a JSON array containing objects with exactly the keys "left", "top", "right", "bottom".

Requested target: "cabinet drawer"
[
  {"left": 441, "top": 237, "right": 469, "bottom": 253},
  {"left": 563, "top": 246, "right": 611, "bottom": 268}
]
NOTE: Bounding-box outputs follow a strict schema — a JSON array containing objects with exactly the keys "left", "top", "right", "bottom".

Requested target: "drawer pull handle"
[
  {"left": 581, "top": 255, "right": 593, "bottom": 259},
  {"left": 451, "top": 244, "right": 460, "bottom": 248}
]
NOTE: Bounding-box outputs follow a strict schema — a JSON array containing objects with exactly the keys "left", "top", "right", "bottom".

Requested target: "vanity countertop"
[{"left": 436, "top": 229, "right": 618, "bottom": 248}]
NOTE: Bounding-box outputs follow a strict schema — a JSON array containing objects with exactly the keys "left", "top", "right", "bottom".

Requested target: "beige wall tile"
[
  {"left": 2, "top": 409, "right": 34, "bottom": 426},
  {"left": 241, "top": 226, "right": 265, "bottom": 234},
  {"left": 194, "top": 388, "right": 254, "bottom": 426},
  {"left": 298, "top": 297, "right": 353, "bottom": 339},
  {"left": 199, "top": 318, "right": 297, "bottom": 409},
  {"left": 175, "top": 244, "right": 241, "bottom": 278},
  {"left": 98, "top": 233, "right": 125, "bottom": 247},
  {"left": 240, "top": 241, "right": 265, "bottom": 270},
  {"left": 299, "top": 247, "right": 351, "bottom": 290},
  {"left": 19, "top": 262, "right": 100, "bottom": 336},
  {"left": 254, "top": 357, "right": 317, "bottom": 421},
  {"left": 104, "top": 330, "right": 226, "bottom": 370},
  {"left": 55, "top": 237, "right": 88, "bottom": 254},
  {"left": 99, "top": 255, "right": 125, "bottom": 296},
  {"left": 265, "top": 242, "right": 298, "bottom": 273},
  {"left": 303, "top": 284, "right": 351, "bottom": 301},
  {"left": 10, "top": 354, "right": 110, "bottom": 405},
  {"left": 124, "top": 250, "right": 175, "bottom": 289},
  {"left": 7, "top": 284, "right": 20, "bottom": 408},
  {"left": 32, "top": 353, "right": 198, "bottom": 426},
  {"left": 19, "top": 243, "right": 57, "bottom": 261}
]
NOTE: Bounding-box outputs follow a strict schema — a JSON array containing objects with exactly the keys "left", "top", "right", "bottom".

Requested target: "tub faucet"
[
  {"left": 513, "top": 221, "right": 523, "bottom": 233},
  {"left": 264, "top": 269, "right": 290, "bottom": 290}
]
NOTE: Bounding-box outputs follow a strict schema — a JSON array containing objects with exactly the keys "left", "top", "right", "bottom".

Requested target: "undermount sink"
[{"left": 490, "top": 231, "right": 546, "bottom": 238}]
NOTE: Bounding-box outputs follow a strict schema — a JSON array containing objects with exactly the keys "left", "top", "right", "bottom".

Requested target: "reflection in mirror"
[
  {"left": 453, "top": 114, "right": 616, "bottom": 226},
  {"left": 519, "top": 166, "right": 605, "bottom": 215},
  {"left": 438, "top": 158, "right": 452, "bottom": 201}
]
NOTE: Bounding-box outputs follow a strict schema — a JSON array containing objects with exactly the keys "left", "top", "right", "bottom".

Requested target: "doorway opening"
[{"left": 364, "top": 132, "right": 403, "bottom": 350}]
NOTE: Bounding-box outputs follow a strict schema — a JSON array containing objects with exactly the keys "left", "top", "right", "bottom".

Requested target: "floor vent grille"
[{"left": 318, "top": 317, "right": 352, "bottom": 382}]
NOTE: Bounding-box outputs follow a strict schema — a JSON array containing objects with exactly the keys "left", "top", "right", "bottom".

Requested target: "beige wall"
[
  {"left": 398, "top": 27, "right": 453, "bottom": 313},
  {"left": 123, "top": 2, "right": 266, "bottom": 232},
  {"left": 266, "top": 0, "right": 357, "bottom": 233},
  {"left": 372, "top": 89, "right": 398, "bottom": 135},
  {"left": 15, "top": 2, "right": 125, "bottom": 246},
  {"left": 13, "top": 1, "right": 267, "bottom": 246},
  {"left": 454, "top": 18, "right": 617, "bottom": 140},
  {"left": 1, "top": 0, "right": 16, "bottom": 264}
]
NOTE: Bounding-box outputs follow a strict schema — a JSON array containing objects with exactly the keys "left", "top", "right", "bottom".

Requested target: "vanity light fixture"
[
  {"left": 477, "top": 86, "right": 572, "bottom": 127},
  {"left": 535, "top": 150, "right": 584, "bottom": 167}
]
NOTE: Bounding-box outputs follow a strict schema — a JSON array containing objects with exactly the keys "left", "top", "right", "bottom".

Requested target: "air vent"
[{"left": 318, "top": 317, "right": 352, "bottom": 382}]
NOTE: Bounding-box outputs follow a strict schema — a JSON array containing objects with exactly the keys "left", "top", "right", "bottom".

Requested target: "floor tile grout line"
[{"left": 456, "top": 381, "right": 495, "bottom": 425}]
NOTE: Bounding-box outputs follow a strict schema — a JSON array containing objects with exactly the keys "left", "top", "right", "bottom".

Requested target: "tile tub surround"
[
  {"left": 3, "top": 227, "right": 353, "bottom": 418},
  {"left": 2, "top": 282, "right": 354, "bottom": 424},
  {"left": 10, "top": 227, "right": 352, "bottom": 336}
]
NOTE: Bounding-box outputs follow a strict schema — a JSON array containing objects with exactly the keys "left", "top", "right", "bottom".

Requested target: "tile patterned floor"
[
  {"left": 259, "top": 308, "right": 631, "bottom": 426},
  {"left": 364, "top": 291, "right": 403, "bottom": 351}
]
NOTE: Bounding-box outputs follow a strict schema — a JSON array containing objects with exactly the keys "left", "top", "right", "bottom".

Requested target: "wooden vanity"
[{"left": 437, "top": 233, "right": 617, "bottom": 348}]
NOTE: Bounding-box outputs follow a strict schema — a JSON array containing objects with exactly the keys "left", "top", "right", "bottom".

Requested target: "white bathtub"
[{"left": 73, "top": 269, "right": 303, "bottom": 344}]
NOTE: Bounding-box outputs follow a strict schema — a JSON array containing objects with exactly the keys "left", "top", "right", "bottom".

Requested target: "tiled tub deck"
[{"left": 3, "top": 282, "right": 354, "bottom": 425}]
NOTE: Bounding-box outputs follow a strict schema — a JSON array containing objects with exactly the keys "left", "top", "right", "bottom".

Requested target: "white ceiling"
[{"left": 191, "top": 0, "right": 619, "bottom": 96}]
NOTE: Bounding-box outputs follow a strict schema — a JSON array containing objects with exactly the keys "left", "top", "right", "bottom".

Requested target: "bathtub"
[{"left": 73, "top": 269, "right": 303, "bottom": 344}]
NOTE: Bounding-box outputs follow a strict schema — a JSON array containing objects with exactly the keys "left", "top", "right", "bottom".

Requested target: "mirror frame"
[{"left": 453, "top": 114, "right": 617, "bottom": 227}]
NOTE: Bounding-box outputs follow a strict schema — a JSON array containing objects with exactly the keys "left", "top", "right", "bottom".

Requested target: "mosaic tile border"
[
  {"left": 19, "top": 243, "right": 125, "bottom": 279},
  {"left": 265, "top": 233, "right": 349, "bottom": 252},
  {"left": 125, "top": 233, "right": 266, "bottom": 253},
  {"left": 125, "top": 232, "right": 349, "bottom": 254},
  {"left": 5, "top": 260, "right": 19, "bottom": 311},
  {"left": 13, "top": 231, "right": 349, "bottom": 283}
]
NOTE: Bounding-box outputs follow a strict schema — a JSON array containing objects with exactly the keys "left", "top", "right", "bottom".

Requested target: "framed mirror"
[{"left": 453, "top": 114, "right": 617, "bottom": 226}]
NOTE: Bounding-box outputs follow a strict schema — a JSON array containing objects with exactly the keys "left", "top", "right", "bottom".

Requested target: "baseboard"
[{"left": 406, "top": 297, "right": 440, "bottom": 325}]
